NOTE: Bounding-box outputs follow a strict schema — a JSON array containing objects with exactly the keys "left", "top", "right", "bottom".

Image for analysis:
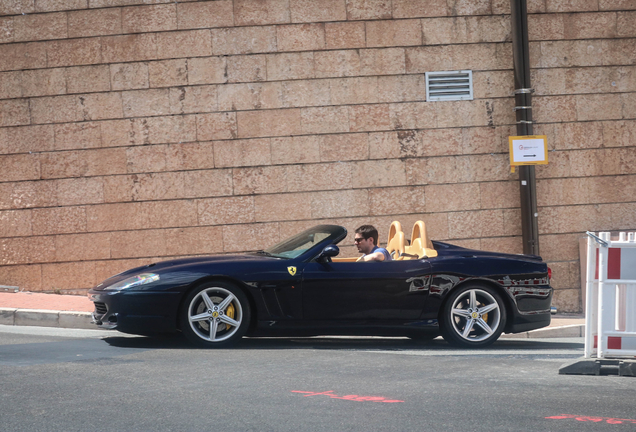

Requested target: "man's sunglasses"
[{"left": 353, "top": 237, "right": 368, "bottom": 243}]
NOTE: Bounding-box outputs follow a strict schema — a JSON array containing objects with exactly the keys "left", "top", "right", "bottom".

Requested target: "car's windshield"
[{"left": 263, "top": 225, "right": 346, "bottom": 259}]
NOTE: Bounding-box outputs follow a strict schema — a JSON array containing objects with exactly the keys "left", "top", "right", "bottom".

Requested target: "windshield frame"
[{"left": 261, "top": 225, "right": 347, "bottom": 261}]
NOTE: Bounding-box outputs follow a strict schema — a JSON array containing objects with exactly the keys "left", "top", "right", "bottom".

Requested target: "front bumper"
[{"left": 88, "top": 289, "right": 182, "bottom": 335}]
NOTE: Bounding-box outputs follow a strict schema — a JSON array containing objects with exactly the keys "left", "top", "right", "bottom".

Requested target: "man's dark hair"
[{"left": 355, "top": 225, "right": 378, "bottom": 246}]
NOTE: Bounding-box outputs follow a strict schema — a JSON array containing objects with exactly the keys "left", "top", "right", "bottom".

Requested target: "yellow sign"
[
  {"left": 287, "top": 266, "right": 297, "bottom": 276},
  {"left": 508, "top": 135, "right": 548, "bottom": 173}
]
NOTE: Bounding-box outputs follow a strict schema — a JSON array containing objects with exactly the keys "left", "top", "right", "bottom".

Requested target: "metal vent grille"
[{"left": 426, "top": 70, "right": 473, "bottom": 102}]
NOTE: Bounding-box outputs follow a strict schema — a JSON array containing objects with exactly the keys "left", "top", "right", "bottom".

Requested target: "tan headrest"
[
  {"left": 388, "top": 220, "right": 403, "bottom": 245},
  {"left": 386, "top": 230, "right": 405, "bottom": 260},
  {"left": 411, "top": 220, "right": 433, "bottom": 250}
]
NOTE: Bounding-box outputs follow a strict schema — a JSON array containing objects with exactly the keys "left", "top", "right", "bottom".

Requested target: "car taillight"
[{"left": 548, "top": 267, "right": 552, "bottom": 282}]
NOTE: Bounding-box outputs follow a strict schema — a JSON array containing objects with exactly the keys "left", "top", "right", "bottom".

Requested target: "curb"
[
  {"left": 0, "top": 307, "right": 94, "bottom": 330},
  {"left": 500, "top": 324, "right": 585, "bottom": 339}
]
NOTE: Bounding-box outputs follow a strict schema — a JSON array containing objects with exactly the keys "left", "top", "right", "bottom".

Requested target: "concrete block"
[
  {"left": 31, "top": 206, "right": 87, "bottom": 236},
  {"left": 59, "top": 311, "right": 94, "bottom": 329},
  {"left": 286, "top": 162, "right": 353, "bottom": 192},
  {"left": 183, "top": 170, "right": 232, "bottom": 198},
  {"left": 110, "top": 230, "right": 167, "bottom": 259},
  {"left": 47, "top": 38, "right": 102, "bottom": 68},
  {"left": 21, "top": 68, "right": 66, "bottom": 98},
  {"left": 177, "top": 1, "right": 233, "bottom": 29},
  {"left": 14, "top": 12, "right": 67, "bottom": 42},
  {"left": 211, "top": 26, "right": 277, "bottom": 56},
  {"left": 234, "top": 0, "right": 291, "bottom": 26},
  {"left": 233, "top": 166, "right": 288, "bottom": 195},
  {"left": 222, "top": 223, "right": 280, "bottom": 253},
  {"left": 235, "top": 109, "right": 300, "bottom": 139},
  {"left": 214, "top": 138, "right": 272, "bottom": 167},
  {"left": 122, "top": 4, "right": 177, "bottom": 34},
  {"left": 30, "top": 95, "right": 81, "bottom": 125},
  {"left": 169, "top": 84, "right": 215, "bottom": 114},
  {"left": 227, "top": 55, "right": 267, "bottom": 83},
  {"left": 0, "top": 42, "right": 47, "bottom": 72},
  {"left": 290, "top": 0, "right": 347, "bottom": 23},
  {"left": 325, "top": 22, "right": 365, "bottom": 49},
  {"left": 101, "top": 34, "right": 158, "bottom": 64},
  {"left": 67, "top": 65, "right": 112, "bottom": 94},
  {"left": 197, "top": 112, "right": 238, "bottom": 141},
  {"left": 80, "top": 92, "right": 124, "bottom": 121},
  {"left": 300, "top": 106, "right": 350, "bottom": 134},
  {"left": 366, "top": 19, "right": 422, "bottom": 47},
  {"left": 559, "top": 358, "right": 636, "bottom": 376},
  {"left": 0, "top": 100, "right": 31, "bottom": 127},
  {"left": 346, "top": 0, "right": 392, "bottom": 20},
  {"left": 0, "top": 308, "right": 16, "bottom": 325},
  {"left": 68, "top": 8, "right": 122, "bottom": 38},
  {"left": 165, "top": 226, "right": 225, "bottom": 256},
  {"left": 15, "top": 309, "right": 59, "bottom": 327},
  {"left": 255, "top": 193, "right": 311, "bottom": 222},
  {"left": 122, "top": 89, "right": 170, "bottom": 118},
  {"left": 147, "top": 115, "right": 197, "bottom": 145},
  {"left": 187, "top": 56, "right": 227, "bottom": 85},
  {"left": 267, "top": 52, "right": 315, "bottom": 81},
  {"left": 41, "top": 262, "right": 98, "bottom": 291},
  {"left": 392, "top": 0, "right": 448, "bottom": 18},
  {"left": 110, "top": 62, "right": 149, "bottom": 91},
  {"left": 197, "top": 196, "right": 256, "bottom": 226},
  {"left": 277, "top": 23, "right": 325, "bottom": 52}
]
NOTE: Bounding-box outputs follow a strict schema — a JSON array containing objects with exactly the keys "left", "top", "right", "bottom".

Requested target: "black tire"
[
  {"left": 439, "top": 284, "right": 506, "bottom": 348},
  {"left": 179, "top": 281, "right": 251, "bottom": 348}
]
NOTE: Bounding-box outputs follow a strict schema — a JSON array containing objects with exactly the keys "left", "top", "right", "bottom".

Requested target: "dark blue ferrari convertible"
[{"left": 88, "top": 221, "right": 552, "bottom": 348}]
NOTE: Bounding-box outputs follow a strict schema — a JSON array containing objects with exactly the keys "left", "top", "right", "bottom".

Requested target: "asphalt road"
[{"left": 0, "top": 325, "right": 633, "bottom": 432}]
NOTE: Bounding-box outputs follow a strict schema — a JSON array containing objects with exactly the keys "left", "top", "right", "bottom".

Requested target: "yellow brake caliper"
[{"left": 225, "top": 303, "right": 235, "bottom": 328}]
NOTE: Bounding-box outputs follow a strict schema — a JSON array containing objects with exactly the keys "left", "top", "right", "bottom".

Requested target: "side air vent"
[{"left": 426, "top": 70, "right": 473, "bottom": 102}]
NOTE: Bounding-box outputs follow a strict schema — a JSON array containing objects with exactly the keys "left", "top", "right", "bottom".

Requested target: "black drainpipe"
[{"left": 510, "top": 0, "right": 540, "bottom": 256}]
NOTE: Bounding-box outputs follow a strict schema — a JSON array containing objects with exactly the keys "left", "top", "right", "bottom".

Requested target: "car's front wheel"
[
  {"left": 440, "top": 284, "right": 506, "bottom": 348},
  {"left": 180, "top": 282, "right": 250, "bottom": 347}
]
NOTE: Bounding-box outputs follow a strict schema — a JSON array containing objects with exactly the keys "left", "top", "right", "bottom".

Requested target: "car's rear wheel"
[
  {"left": 440, "top": 284, "right": 506, "bottom": 348},
  {"left": 180, "top": 282, "right": 250, "bottom": 347}
]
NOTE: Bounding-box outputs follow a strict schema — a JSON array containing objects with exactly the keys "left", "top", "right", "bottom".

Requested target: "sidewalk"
[
  {"left": 0, "top": 291, "right": 586, "bottom": 337},
  {"left": 0, "top": 291, "right": 94, "bottom": 330}
]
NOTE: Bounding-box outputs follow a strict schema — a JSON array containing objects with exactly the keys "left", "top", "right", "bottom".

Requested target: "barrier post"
[
  {"left": 584, "top": 231, "right": 636, "bottom": 359},
  {"left": 561, "top": 231, "right": 636, "bottom": 375},
  {"left": 597, "top": 232, "right": 611, "bottom": 359},
  {"left": 584, "top": 234, "right": 597, "bottom": 358}
]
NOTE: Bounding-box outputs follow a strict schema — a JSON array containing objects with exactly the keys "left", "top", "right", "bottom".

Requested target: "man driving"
[{"left": 354, "top": 225, "right": 392, "bottom": 262}]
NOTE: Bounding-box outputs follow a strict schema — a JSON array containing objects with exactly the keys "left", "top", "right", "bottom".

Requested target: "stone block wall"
[{"left": 0, "top": 0, "right": 634, "bottom": 312}]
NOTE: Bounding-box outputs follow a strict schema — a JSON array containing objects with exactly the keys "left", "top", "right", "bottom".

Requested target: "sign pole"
[{"left": 511, "top": 0, "right": 540, "bottom": 256}]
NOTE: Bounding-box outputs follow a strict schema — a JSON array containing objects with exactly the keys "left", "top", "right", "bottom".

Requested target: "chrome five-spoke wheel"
[
  {"left": 180, "top": 283, "right": 250, "bottom": 347},
  {"left": 440, "top": 284, "right": 506, "bottom": 348}
]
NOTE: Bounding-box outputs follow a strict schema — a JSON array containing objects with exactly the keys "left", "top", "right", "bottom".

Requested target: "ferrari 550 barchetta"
[{"left": 88, "top": 221, "right": 552, "bottom": 348}]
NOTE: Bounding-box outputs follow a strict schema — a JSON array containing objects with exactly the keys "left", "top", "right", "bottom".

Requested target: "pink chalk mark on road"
[
  {"left": 292, "top": 390, "right": 403, "bottom": 403},
  {"left": 546, "top": 414, "right": 636, "bottom": 425}
]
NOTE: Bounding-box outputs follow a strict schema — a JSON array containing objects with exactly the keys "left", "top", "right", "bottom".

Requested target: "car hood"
[
  {"left": 92, "top": 253, "right": 284, "bottom": 291},
  {"left": 148, "top": 253, "right": 282, "bottom": 270}
]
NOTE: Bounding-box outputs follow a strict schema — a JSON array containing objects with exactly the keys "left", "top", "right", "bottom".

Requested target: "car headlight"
[{"left": 104, "top": 273, "right": 160, "bottom": 291}]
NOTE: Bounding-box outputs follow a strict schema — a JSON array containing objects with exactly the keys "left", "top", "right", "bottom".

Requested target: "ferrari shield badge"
[{"left": 287, "top": 266, "right": 297, "bottom": 276}]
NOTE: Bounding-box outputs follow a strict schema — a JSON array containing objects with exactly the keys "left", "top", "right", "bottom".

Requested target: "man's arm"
[{"left": 357, "top": 251, "right": 385, "bottom": 262}]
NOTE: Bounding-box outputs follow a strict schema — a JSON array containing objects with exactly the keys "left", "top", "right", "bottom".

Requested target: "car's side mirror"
[{"left": 316, "top": 245, "right": 339, "bottom": 263}]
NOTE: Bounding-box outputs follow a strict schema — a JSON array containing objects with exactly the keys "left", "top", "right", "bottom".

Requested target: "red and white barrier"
[{"left": 585, "top": 231, "right": 636, "bottom": 359}]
